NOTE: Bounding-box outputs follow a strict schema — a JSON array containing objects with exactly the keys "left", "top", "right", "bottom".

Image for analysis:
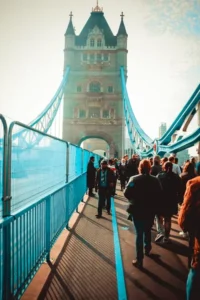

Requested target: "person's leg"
[
  {"left": 97, "top": 189, "right": 106, "bottom": 217},
  {"left": 144, "top": 219, "right": 153, "bottom": 255},
  {"left": 186, "top": 268, "right": 200, "bottom": 300},
  {"left": 106, "top": 191, "right": 111, "bottom": 214},
  {"left": 188, "top": 233, "right": 195, "bottom": 269},
  {"left": 155, "top": 215, "right": 164, "bottom": 242},
  {"left": 88, "top": 187, "right": 94, "bottom": 196},
  {"left": 164, "top": 216, "right": 171, "bottom": 239},
  {"left": 132, "top": 219, "right": 144, "bottom": 266}
]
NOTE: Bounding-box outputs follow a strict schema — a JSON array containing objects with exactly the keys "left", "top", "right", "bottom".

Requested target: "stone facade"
[{"left": 62, "top": 6, "right": 128, "bottom": 158}]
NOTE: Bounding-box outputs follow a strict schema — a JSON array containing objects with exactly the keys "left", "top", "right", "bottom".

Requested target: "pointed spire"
[
  {"left": 65, "top": 12, "right": 75, "bottom": 35},
  {"left": 92, "top": 0, "right": 103, "bottom": 12},
  {"left": 117, "top": 12, "right": 128, "bottom": 36}
]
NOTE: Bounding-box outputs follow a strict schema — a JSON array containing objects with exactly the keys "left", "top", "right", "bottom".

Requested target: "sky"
[{"left": 0, "top": 0, "right": 199, "bottom": 153}]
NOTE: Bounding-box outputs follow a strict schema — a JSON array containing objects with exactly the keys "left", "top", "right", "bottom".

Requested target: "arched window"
[
  {"left": 102, "top": 110, "right": 109, "bottom": 118},
  {"left": 97, "top": 39, "right": 102, "bottom": 47},
  {"left": 90, "top": 38, "right": 95, "bottom": 47},
  {"left": 97, "top": 54, "right": 101, "bottom": 62},
  {"left": 103, "top": 53, "right": 109, "bottom": 61},
  {"left": 79, "top": 110, "right": 86, "bottom": 118},
  {"left": 108, "top": 86, "right": 113, "bottom": 93},
  {"left": 89, "top": 107, "right": 100, "bottom": 118},
  {"left": 89, "top": 82, "right": 101, "bottom": 93}
]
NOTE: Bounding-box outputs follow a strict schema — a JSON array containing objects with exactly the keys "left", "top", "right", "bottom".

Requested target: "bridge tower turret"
[
  {"left": 64, "top": 12, "right": 75, "bottom": 69},
  {"left": 116, "top": 12, "right": 128, "bottom": 74},
  {"left": 62, "top": 3, "right": 128, "bottom": 158}
]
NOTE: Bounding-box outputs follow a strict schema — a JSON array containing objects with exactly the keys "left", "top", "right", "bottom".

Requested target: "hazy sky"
[{"left": 0, "top": 0, "right": 199, "bottom": 150}]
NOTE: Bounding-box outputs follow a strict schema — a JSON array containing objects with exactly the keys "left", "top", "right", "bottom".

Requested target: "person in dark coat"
[
  {"left": 150, "top": 155, "right": 162, "bottom": 176},
  {"left": 95, "top": 160, "right": 114, "bottom": 218},
  {"left": 155, "top": 162, "right": 182, "bottom": 243},
  {"left": 124, "top": 159, "right": 162, "bottom": 268},
  {"left": 126, "top": 154, "right": 139, "bottom": 181},
  {"left": 118, "top": 158, "right": 128, "bottom": 191},
  {"left": 87, "top": 156, "right": 96, "bottom": 197}
]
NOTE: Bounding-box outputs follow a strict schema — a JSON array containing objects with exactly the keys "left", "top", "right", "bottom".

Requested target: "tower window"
[
  {"left": 108, "top": 86, "right": 113, "bottom": 93},
  {"left": 83, "top": 54, "right": 87, "bottom": 61},
  {"left": 90, "top": 39, "right": 95, "bottom": 47},
  {"left": 103, "top": 54, "right": 109, "bottom": 61},
  {"left": 97, "top": 54, "right": 101, "bottom": 62},
  {"left": 89, "top": 54, "right": 95, "bottom": 62},
  {"left": 77, "top": 86, "right": 82, "bottom": 92},
  {"left": 97, "top": 39, "right": 102, "bottom": 47},
  {"left": 89, "top": 82, "right": 101, "bottom": 93},
  {"left": 79, "top": 110, "right": 86, "bottom": 118},
  {"left": 102, "top": 110, "right": 109, "bottom": 118},
  {"left": 89, "top": 107, "right": 100, "bottom": 118}
]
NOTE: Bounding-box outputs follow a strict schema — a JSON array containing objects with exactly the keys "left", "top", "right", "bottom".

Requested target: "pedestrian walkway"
[{"left": 22, "top": 186, "right": 188, "bottom": 300}]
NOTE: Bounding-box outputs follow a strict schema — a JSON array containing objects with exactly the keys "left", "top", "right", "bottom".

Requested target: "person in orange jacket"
[{"left": 178, "top": 176, "right": 200, "bottom": 300}]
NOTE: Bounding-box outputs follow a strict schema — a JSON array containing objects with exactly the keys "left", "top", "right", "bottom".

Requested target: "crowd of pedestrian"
[{"left": 86, "top": 154, "right": 200, "bottom": 300}]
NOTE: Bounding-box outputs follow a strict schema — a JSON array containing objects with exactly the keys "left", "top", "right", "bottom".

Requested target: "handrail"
[{"left": 0, "top": 114, "right": 8, "bottom": 205}]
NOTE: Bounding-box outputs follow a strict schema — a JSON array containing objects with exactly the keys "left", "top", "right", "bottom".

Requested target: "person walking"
[
  {"left": 95, "top": 160, "right": 114, "bottom": 218},
  {"left": 178, "top": 176, "right": 200, "bottom": 300},
  {"left": 155, "top": 162, "right": 182, "bottom": 243},
  {"left": 87, "top": 156, "right": 96, "bottom": 197},
  {"left": 124, "top": 159, "right": 162, "bottom": 268}
]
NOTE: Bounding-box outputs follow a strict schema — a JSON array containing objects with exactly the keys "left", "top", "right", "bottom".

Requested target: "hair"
[
  {"left": 168, "top": 156, "right": 175, "bottom": 163},
  {"left": 183, "top": 162, "right": 196, "bottom": 175},
  {"left": 138, "top": 159, "right": 151, "bottom": 175},
  {"left": 90, "top": 156, "right": 94, "bottom": 160},
  {"left": 153, "top": 155, "right": 160, "bottom": 165},
  {"left": 174, "top": 157, "right": 178, "bottom": 164},
  {"left": 161, "top": 157, "right": 168, "bottom": 164},
  {"left": 163, "top": 161, "right": 173, "bottom": 172},
  {"left": 108, "top": 159, "right": 113, "bottom": 165}
]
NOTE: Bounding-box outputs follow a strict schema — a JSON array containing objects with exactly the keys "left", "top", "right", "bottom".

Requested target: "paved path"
[{"left": 21, "top": 186, "right": 188, "bottom": 300}]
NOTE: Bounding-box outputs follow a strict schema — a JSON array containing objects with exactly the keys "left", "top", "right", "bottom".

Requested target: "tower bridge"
[{"left": 0, "top": 2, "right": 199, "bottom": 299}]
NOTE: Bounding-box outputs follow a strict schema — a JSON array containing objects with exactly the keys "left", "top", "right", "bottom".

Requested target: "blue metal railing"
[{"left": 0, "top": 115, "right": 101, "bottom": 300}]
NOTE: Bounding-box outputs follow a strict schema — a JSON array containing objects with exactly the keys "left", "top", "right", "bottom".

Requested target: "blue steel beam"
[
  {"left": 120, "top": 67, "right": 153, "bottom": 146},
  {"left": 120, "top": 66, "right": 200, "bottom": 157},
  {"left": 159, "top": 84, "right": 200, "bottom": 145},
  {"left": 10, "top": 67, "right": 70, "bottom": 147},
  {"left": 158, "top": 127, "right": 200, "bottom": 155}
]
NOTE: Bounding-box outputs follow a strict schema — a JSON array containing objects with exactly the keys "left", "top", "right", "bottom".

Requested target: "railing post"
[
  {"left": 2, "top": 117, "right": 12, "bottom": 300},
  {"left": 45, "top": 195, "right": 51, "bottom": 262},
  {"left": 81, "top": 149, "right": 84, "bottom": 202},
  {"left": 3, "top": 121, "right": 14, "bottom": 217},
  {"left": 66, "top": 142, "right": 69, "bottom": 183},
  {"left": 65, "top": 185, "right": 70, "bottom": 230}
]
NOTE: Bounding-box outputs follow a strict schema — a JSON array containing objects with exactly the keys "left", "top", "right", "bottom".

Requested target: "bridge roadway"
[{"left": 21, "top": 185, "right": 188, "bottom": 300}]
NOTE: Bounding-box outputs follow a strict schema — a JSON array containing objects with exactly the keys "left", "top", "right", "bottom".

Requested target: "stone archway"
[{"left": 77, "top": 131, "right": 119, "bottom": 158}]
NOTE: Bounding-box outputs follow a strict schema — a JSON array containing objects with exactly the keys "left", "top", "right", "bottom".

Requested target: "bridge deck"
[{"left": 21, "top": 186, "right": 188, "bottom": 300}]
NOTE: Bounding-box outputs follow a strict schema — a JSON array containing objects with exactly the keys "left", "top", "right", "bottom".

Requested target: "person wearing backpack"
[{"left": 178, "top": 176, "right": 200, "bottom": 300}]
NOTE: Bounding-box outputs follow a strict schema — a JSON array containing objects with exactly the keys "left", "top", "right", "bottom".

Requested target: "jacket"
[
  {"left": 178, "top": 176, "right": 200, "bottom": 269},
  {"left": 95, "top": 167, "right": 115, "bottom": 190},
  {"left": 157, "top": 171, "right": 182, "bottom": 216},
  {"left": 124, "top": 174, "right": 162, "bottom": 220}
]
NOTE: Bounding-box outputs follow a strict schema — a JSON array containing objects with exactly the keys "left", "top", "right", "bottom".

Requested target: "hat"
[{"left": 101, "top": 159, "right": 108, "bottom": 165}]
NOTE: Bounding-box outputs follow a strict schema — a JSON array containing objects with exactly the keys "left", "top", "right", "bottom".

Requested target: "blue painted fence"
[{"left": 0, "top": 116, "right": 101, "bottom": 300}]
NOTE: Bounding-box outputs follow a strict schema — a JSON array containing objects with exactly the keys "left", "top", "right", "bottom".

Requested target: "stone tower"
[{"left": 62, "top": 4, "right": 128, "bottom": 157}]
